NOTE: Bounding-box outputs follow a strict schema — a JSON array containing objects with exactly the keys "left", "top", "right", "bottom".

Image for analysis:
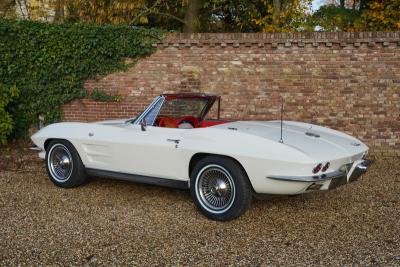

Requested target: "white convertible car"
[{"left": 31, "top": 93, "right": 372, "bottom": 220}]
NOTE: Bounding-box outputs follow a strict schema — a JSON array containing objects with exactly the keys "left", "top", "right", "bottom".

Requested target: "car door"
[{"left": 112, "top": 123, "right": 188, "bottom": 181}]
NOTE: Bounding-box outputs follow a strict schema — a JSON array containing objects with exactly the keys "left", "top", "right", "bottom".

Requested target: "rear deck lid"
[{"left": 215, "top": 121, "right": 367, "bottom": 161}]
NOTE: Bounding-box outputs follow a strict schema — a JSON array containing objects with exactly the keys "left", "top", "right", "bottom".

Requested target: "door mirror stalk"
[{"left": 140, "top": 119, "right": 146, "bottom": 131}]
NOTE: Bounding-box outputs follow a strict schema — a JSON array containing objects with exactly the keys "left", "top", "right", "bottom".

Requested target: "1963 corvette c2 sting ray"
[{"left": 31, "top": 93, "right": 372, "bottom": 220}]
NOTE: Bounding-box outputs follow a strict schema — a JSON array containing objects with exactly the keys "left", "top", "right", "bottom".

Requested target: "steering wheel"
[{"left": 176, "top": 116, "right": 199, "bottom": 128}]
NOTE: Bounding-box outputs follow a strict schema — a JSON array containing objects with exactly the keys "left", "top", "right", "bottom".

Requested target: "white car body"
[{"left": 31, "top": 94, "right": 371, "bottom": 195}]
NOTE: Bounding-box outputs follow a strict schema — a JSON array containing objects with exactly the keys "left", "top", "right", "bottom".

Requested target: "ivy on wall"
[
  {"left": 0, "top": 19, "right": 164, "bottom": 141},
  {"left": 90, "top": 88, "right": 122, "bottom": 102}
]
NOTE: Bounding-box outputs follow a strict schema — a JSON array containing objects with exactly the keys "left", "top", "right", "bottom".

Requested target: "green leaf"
[{"left": 0, "top": 19, "right": 165, "bottom": 142}]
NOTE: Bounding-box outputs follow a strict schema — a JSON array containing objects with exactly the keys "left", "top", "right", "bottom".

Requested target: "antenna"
[{"left": 279, "top": 97, "right": 284, "bottom": 143}]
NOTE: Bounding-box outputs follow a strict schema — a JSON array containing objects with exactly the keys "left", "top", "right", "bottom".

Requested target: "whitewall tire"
[
  {"left": 190, "top": 156, "right": 252, "bottom": 221},
  {"left": 45, "top": 140, "right": 86, "bottom": 188}
]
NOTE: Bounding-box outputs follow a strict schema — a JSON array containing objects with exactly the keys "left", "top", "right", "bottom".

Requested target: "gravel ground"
[{"left": 0, "top": 150, "right": 399, "bottom": 266}]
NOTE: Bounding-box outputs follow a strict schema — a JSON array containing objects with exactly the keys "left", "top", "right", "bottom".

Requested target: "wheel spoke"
[
  {"left": 197, "top": 165, "right": 235, "bottom": 213},
  {"left": 48, "top": 144, "right": 73, "bottom": 182}
]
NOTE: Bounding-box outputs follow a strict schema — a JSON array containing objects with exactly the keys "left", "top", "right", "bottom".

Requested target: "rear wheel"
[
  {"left": 45, "top": 140, "right": 86, "bottom": 188},
  {"left": 190, "top": 156, "right": 252, "bottom": 221}
]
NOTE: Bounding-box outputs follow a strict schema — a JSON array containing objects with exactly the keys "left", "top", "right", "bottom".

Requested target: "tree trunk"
[
  {"left": 272, "top": 0, "right": 281, "bottom": 26},
  {"left": 183, "top": 0, "right": 203, "bottom": 33},
  {"left": 15, "top": 0, "right": 29, "bottom": 19},
  {"left": 54, "top": 0, "right": 64, "bottom": 22},
  {"left": 340, "top": 0, "right": 345, "bottom": 8}
]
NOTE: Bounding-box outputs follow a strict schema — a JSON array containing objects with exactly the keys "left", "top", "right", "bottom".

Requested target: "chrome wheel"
[
  {"left": 195, "top": 164, "right": 236, "bottom": 214},
  {"left": 48, "top": 144, "right": 73, "bottom": 182}
]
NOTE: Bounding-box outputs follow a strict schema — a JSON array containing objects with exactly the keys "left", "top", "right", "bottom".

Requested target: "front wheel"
[
  {"left": 190, "top": 156, "right": 252, "bottom": 221},
  {"left": 45, "top": 140, "right": 86, "bottom": 188}
]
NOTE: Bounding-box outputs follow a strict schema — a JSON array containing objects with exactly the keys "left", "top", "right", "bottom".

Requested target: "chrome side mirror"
[{"left": 140, "top": 118, "right": 146, "bottom": 131}]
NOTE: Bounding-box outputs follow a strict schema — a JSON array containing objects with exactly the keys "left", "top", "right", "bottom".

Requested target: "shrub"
[
  {"left": 0, "top": 19, "right": 163, "bottom": 141},
  {"left": 0, "top": 84, "right": 19, "bottom": 145}
]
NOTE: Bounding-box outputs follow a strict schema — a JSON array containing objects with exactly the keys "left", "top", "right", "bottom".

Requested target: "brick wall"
[{"left": 63, "top": 32, "right": 400, "bottom": 154}]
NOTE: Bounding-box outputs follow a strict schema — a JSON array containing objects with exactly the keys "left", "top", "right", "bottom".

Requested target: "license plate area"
[{"left": 328, "top": 175, "right": 347, "bottom": 190}]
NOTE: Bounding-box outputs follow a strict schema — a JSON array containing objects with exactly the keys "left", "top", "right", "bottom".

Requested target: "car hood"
[{"left": 214, "top": 120, "right": 368, "bottom": 161}]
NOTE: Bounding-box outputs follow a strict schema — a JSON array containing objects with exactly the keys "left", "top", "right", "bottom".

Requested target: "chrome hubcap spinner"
[
  {"left": 196, "top": 165, "right": 235, "bottom": 214},
  {"left": 48, "top": 144, "right": 73, "bottom": 182}
]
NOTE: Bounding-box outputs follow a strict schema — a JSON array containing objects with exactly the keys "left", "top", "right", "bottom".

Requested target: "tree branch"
[
  {"left": 152, "top": 11, "right": 187, "bottom": 25},
  {"left": 130, "top": 0, "right": 186, "bottom": 26}
]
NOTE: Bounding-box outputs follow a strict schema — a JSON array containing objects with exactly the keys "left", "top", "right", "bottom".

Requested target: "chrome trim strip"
[
  {"left": 267, "top": 159, "right": 372, "bottom": 183},
  {"left": 267, "top": 170, "right": 345, "bottom": 182}
]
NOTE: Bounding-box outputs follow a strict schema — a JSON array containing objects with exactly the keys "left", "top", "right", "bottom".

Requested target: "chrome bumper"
[
  {"left": 30, "top": 144, "right": 46, "bottom": 159},
  {"left": 268, "top": 170, "right": 344, "bottom": 182},
  {"left": 29, "top": 145, "right": 43, "bottom": 152},
  {"left": 268, "top": 159, "right": 373, "bottom": 186},
  {"left": 348, "top": 159, "right": 373, "bottom": 182}
]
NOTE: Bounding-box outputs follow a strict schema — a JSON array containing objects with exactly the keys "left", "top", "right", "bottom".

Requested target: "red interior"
[
  {"left": 175, "top": 116, "right": 199, "bottom": 127},
  {"left": 155, "top": 94, "right": 229, "bottom": 128},
  {"left": 156, "top": 116, "right": 228, "bottom": 128},
  {"left": 157, "top": 116, "right": 178, "bottom": 128},
  {"left": 198, "top": 120, "right": 227, "bottom": 127}
]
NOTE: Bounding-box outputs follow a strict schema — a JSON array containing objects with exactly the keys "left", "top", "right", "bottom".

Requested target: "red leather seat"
[{"left": 158, "top": 116, "right": 178, "bottom": 128}]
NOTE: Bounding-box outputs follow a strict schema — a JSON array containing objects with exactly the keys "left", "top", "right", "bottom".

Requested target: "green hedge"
[
  {"left": 0, "top": 83, "right": 19, "bottom": 145},
  {"left": 0, "top": 19, "right": 164, "bottom": 141}
]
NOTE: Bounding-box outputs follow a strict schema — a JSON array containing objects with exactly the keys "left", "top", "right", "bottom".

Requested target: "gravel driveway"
[{"left": 0, "top": 150, "right": 399, "bottom": 266}]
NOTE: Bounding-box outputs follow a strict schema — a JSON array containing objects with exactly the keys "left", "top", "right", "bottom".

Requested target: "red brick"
[{"left": 62, "top": 32, "right": 400, "bottom": 153}]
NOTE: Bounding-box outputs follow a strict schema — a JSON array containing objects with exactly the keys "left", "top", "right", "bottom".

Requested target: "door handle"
[{"left": 167, "top": 139, "right": 180, "bottom": 144}]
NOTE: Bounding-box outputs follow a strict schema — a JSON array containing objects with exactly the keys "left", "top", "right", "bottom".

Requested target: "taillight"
[
  {"left": 322, "top": 162, "right": 330, "bottom": 172},
  {"left": 312, "top": 163, "right": 323, "bottom": 174}
]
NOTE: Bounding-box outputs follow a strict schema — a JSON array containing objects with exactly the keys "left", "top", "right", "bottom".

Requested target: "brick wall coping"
[{"left": 155, "top": 32, "right": 400, "bottom": 48}]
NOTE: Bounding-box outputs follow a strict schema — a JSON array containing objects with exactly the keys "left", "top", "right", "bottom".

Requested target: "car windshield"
[{"left": 157, "top": 98, "right": 209, "bottom": 119}]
